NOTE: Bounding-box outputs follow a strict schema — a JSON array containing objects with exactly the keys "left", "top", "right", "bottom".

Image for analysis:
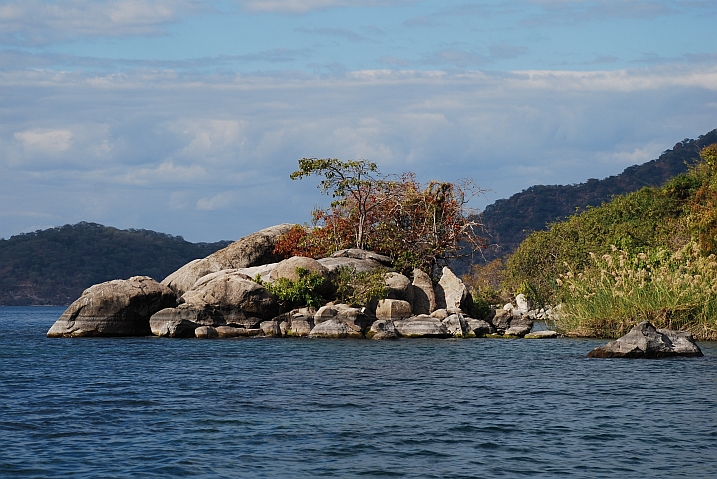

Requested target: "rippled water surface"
[{"left": 1, "top": 306, "right": 716, "bottom": 478}]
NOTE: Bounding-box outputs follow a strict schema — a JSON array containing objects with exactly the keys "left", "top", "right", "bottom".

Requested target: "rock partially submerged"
[
  {"left": 587, "top": 321, "right": 703, "bottom": 358},
  {"left": 48, "top": 276, "right": 176, "bottom": 337}
]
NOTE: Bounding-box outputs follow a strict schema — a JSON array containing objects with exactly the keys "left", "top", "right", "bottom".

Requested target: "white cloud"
[
  {"left": 196, "top": 191, "right": 237, "bottom": 210},
  {"left": 0, "top": 63, "right": 715, "bottom": 240},
  {"left": 14, "top": 128, "right": 73, "bottom": 153},
  {"left": 0, "top": 0, "right": 204, "bottom": 45},
  {"left": 236, "top": 0, "right": 416, "bottom": 14}
]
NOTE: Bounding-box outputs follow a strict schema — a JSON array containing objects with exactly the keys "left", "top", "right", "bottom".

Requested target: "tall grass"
[{"left": 554, "top": 242, "right": 717, "bottom": 340}]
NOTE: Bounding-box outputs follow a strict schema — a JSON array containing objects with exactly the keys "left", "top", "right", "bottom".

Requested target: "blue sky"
[{"left": 1, "top": 0, "right": 716, "bottom": 242}]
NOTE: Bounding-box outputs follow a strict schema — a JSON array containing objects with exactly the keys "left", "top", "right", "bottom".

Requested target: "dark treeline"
[
  {"left": 0, "top": 222, "right": 231, "bottom": 305},
  {"left": 479, "top": 129, "right": 717, "bottom": 260}
]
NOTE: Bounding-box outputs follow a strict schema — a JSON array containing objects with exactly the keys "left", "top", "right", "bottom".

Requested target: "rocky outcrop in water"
[
  {"left": 47, "top": 276, "right": 176, "bottom": 337},
  {"left": 47, "top": 224, "right": 551, "bottom": 342},
  {"left": 587, "top": 321, "right": 703, "bottom": 358}
]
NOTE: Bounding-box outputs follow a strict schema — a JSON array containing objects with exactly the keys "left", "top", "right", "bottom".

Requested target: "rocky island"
[{"left": 47, "top": 223, "right": 549, "bottom": 341}]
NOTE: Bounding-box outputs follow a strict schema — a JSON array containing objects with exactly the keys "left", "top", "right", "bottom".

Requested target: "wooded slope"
[{"left": 0, "top": 222, "right": 231, "bottom": 305}]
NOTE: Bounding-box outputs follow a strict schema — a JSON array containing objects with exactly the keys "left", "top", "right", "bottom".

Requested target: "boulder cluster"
[{"left": 47, "top": 223, "right": 557, "bottom": 340}]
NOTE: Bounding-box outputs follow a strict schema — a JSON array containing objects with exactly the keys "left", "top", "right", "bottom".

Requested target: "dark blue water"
[{"left": 1, "top": 307, "right": 716, "bottom": 478}]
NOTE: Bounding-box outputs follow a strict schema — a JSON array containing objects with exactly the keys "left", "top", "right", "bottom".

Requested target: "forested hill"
[
  {"left": 480, "top": 129, "right": 717, "bottom": 259},
  {"left": 0, "top": 222, "right": 232, "bottom": 305}
]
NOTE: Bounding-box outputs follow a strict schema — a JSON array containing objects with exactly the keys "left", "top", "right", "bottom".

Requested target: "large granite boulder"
[
  {"left": 435, "top": 267, "right": 473, "bottom": 313},
  {"left": 384, "top": 272, "right": 414, "bottom": 304},
  {"left": 587, "top": 321, "right": 703, "bottom": 358},
  {"left": 278, "top": 308, "right": 315, "bottom": 337},
  {"left": 329, "top": 249, "right": 393, "bottom": 266},
  {"left": 309, "top": 318, "right": 364, "bottom": 338},
  {"left": 318, "top": 256, "right": 391, "bottom": 275},
  {"left": 411, "top": 269, "right": 436, "bottom": 315},
  {"left": 181, "top": 270, "right": 279, "bottom": 323},
  {"left": 366, "top": 319, "right": 398, "bottom": 340},
  {"left": 152, "top": 270, "right": 279, "bottom": 337},
  {"left": 504, "top": 319, "right": 534, "bottom": 338},
  {"left": 48, "top": 276, "right": 176, "bottom": 337},
  {"left": 269, "top": 256, "right": 329, "bottom": 282},
  {"left": 489, "top": 309, "right": 512, "bottom": 334},
  {"left": 161, "top": 224, "right": 293, "bottom": 294},
  {"left": 375, "top": 299, "right": 412, "bottom": 321},
  {"left": 150, "top": 304, "right": 215, "bottom": 338},
  {"left": 466, "top": 318, "right": 493, "bottom": 337},
  {"left": 394, "top": 316, "right": 449, "bottom": 338},
  {"left": 442, "top": 313, "right": 469, "bottom": 338}
]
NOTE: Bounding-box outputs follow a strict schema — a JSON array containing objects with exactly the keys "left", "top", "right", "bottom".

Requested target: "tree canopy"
[{"left": 283, "top": 159, "right": 484, "bottom": 274}]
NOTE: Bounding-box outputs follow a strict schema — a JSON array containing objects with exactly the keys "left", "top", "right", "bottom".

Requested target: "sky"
[{"left": 1, "top": 0, "right": 716, "bottom": 242}]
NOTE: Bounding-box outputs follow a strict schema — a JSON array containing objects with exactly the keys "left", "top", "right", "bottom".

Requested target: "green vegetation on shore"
[
  {"left": 480, "top": 129, "right": 717, "bottom": 259},
  {"left": 503, "top": 143, "right": 717, "bottom": 340}
]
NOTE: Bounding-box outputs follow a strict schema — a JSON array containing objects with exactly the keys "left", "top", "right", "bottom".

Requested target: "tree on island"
[{"left": 280, "top": 157, "right": 485, "bottom": 275}]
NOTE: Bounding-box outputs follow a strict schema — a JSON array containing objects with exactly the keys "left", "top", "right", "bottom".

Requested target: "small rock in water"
[
  {"left": 587, "top": 321, "right": 703, "bottom": 358},
  {"left": 524, "top": 330, "right": 558, "bottom": 339}
]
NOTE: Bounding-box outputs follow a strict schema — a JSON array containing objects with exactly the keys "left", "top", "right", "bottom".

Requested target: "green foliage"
[
  {"left": 506, "top": 142, "right": 717, "bottom": 339},
  {"left": 480, "top": 129, "right": 717, "bottom": 260},
  {"left": 0, "top": 222, "right": 231, "bottom": 305},
  {"left": 463, "top": 258, "right": 508, "bottom": 317},
  {"left": 287, "top": 160, "right": 484, "bottom": 275},
  {"left": 504, "top": 181, "right": 692, "bottom": 305},
  {"left": 261, "top": 267, "right": 327, "bottom": 309},
  {"left": 332, "top": 266, "right": 389, "bottom": 307},
  {"left": 555, "top": 243, "right": 717, "bottom": 340},
  {"left": 290, "top": 158, "right": 383, "bottom": 250}
]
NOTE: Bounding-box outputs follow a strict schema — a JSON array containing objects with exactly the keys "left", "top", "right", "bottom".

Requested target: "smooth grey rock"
[
  {"left": 150, "top": 304, "right": 215, "bottom": 338},
  {"left": 466, "top": 318, "right": 493, "bottom": 337},
  {"left": 335, "top": 306, "right": 374, "bottom": 333},
  {"left": 195, "top": 326, "right": 218, "bottom": 339},
  {"left": 235, "top": 263, "right": 277, "bottom": 283},
  {"left": 435, "top": 267, "right": 473, "bottom": 313},
  {"left": 658, "top": 328, "right": 703, "bottom": 356},
  {"left": 490, "top": 309, "right": 512, "bottom": 334},
  {"left": 411, "top": 269, "right": 436, "bottom": 315},
  {"left": 47, "top": 276, "right": 177, "bottom": 338},
  {"left": 366, "top": 319, "right": 398, "bottom": 340},
  {"left": 317, "top": 257, "right": 390, "bottom": 274},
  {"left": 430, "top": 309, "right": 449, "bottom": 320},
  {"left": 269, "top": 256, "right": 329, "bottom": 282},
  {"left": 215, "top": 326, "right": 262, "bottom": 338},
  {"left": 314, "top": 305, "right": 339, "bottom": 324},
  {"left": 287, "top": 312, "right": 314, "bottom": 337},
  {"left": 375, "top": 299, "right": 412, "bottom": 321},
  {"left": 587, "top": 321, "right": 703, "bottom": 358},
  {"left": 260, "top": 320, "right": 282, "bottom": 337},
  {"left": 330, "top": 248, "right": 393, "bottom": 266},
  {"left": 309, "top": 318, "right": 364, "bottom": 338},
  {"left": 162, "top": 224, "right": 293, "bottom": 294},
  {"left": 515, "top": 293, "right": 531, "bottom": 314},
  {"left": 384, "top": 272, "right": 414, "bottom": 304},
  {"left": 524, "top": 330, "right": 558, "bottom": 339},
  {"left": 394, "top": 317, "right": 448, "bottom": 338},
  {"left": 180, "top": 270, "right": 279, "bottom": 321},
  {"left": 504, "top": 321, "right": 533, "bottom": 338},
  {"left": 442, "top": 313, "right": 469, "bottom": 338}
]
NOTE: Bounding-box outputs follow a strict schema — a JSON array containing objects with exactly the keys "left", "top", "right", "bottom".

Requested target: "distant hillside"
[
  {"left": 0, "top": 222, "right": 232, "bottom": 305},
  {"left": 480, "top": 129, "right": 717, "bottom": 259}
]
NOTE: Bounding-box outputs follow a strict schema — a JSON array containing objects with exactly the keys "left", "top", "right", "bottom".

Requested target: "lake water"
[{"left": 1, "top": 306, "right": 716, "bottom": 478}]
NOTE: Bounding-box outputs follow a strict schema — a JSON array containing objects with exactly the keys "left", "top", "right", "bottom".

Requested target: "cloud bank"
[{"left": 1, "top": 64, "right": 715, "bottom": 241}]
